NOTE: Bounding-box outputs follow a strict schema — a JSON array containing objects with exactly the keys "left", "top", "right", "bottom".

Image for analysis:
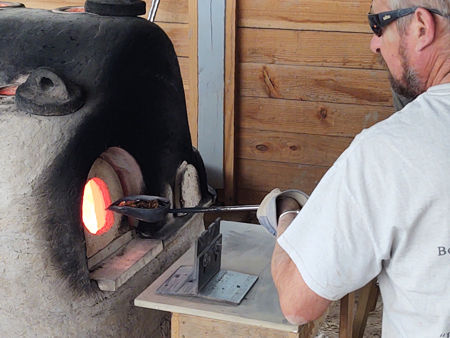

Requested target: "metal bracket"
[
  {"left": 156, "top": 218, "right": 258, "bottom": 304},
  {"left": 195, "top": 217, "right": 222, "bottom": 292}
]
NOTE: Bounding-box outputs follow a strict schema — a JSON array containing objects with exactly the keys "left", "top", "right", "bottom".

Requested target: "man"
[{"left": 258, "top": 0, "right": 450, "bottom": 336}]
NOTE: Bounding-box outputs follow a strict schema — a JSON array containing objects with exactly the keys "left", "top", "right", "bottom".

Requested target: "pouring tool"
[{"left": 108, "top": 195, "right": 259, "bottom": 223}]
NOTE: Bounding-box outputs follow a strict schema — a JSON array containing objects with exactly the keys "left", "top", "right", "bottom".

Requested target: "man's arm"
[{"left": 271, "top": 205, "right": 331, "bottom": 325}]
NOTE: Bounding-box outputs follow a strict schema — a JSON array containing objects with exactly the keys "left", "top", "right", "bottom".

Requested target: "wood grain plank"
[
  {"left": 184, "top": 86, "right": 191, "bottom": 117},
  {"left": 238, "top": 97, "right": 394, "bottom": 137},
  {"left": 238, "top": 28, "right": 380, "bottom": 70},
  {"left": 178, "top": 56, "right": 198, "bottom": 145},
  {"left": 237, "top": 189, "right": 275, "bottom": 205},
  {"left": 171, "top": 313, "right": 180, "bottom": 338},
  {"left": 239, "top": 63, "right": 393, "bottom": 106},
  {"left": 237, "top": 159, "right": 329, "bottom": 195},
  {"left": 353, "top": 279, "right": 379, "bottom": 338},
  {"left": 19, "top": 0, "right": 82, "bottom": 9},
  {"left": 174, "top": 313, "right": 298, "bottom": 337},
  {"left": 153, "top": 0, "right": 188, "bottom": 23},
  {"left": 224, "top": 0, "right": 237, "bottom": 204},
  {"left": 339, "top": 293, "right": 355, "bottom": 338},
  {"left": 178, "top": 57, "right": 190, "bottom": 88},
  {"left": 158, "top": 22, "right": 190, "bottom": 57},
  {"left": 238, "top": 129, "right": 352, "bottom": 167},
  {"left": 238, "top": 0, "right": 372, "bottom": 33}
]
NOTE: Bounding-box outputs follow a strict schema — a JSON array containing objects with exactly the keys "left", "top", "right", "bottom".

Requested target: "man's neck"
[
  {"left": 439, "top": 68, "right": 450, "bottom": 86},
  {"left": 425, "top": 43, "right": 450, "bottom": 88}
]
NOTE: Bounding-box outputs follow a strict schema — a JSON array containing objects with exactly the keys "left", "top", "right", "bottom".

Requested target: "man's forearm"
[
  {"left": 271, "top": 212, "right": 298, "bottom": 295},
  {"left": 271, "top": 209, "right": 299, "bottom": 294},
  {"left": 271, "top": 209, "right": 331, "bottom": 324},
  {"left": 271, "top": 213, "right": 309, "bottom": 324}
]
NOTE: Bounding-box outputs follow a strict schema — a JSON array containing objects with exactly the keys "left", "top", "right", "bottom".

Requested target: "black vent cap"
[
  {"left": 84, "top": 0, "right": 146, "bottom": 17},
  {"left": 16, "top": 68, "right": 84, "bottom": 116}
]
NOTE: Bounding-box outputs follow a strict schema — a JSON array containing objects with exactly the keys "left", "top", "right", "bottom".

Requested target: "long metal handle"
[
  {"left": 148, "top": 0, "right": 160, "bottom": 22},
  {"left": 169, "top": 205, "right": 259, "bottom": 214}
]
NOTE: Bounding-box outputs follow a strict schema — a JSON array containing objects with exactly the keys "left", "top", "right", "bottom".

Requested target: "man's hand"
[{"left": 257, "top": 188, "right": 308, "bottom": 236}]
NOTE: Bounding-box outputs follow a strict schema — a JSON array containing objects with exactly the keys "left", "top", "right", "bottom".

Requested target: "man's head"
[{"left": 369, "top": 0, "right": 450, "bottom": 100}]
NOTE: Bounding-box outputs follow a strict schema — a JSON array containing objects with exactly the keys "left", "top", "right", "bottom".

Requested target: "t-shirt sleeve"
[{"left": 278, "top": 136, "right": 387, "bottom": 301}]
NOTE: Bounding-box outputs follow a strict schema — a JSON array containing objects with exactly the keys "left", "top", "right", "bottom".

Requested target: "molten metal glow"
[
  {"left": 65, "top": 6, "right": 85, "bottom": 12},
  {"left": 82, "top": 178, "right": 114, "bottom": 235},
  {"left": 0, "top": 86, "right": 18, "bottom": 96}
]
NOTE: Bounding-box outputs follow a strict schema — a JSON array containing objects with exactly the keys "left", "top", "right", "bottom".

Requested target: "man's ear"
[{"left": 413, "top": 8, "right": 436, "bottom": 52}]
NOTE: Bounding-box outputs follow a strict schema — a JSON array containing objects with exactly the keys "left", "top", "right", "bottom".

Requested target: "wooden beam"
[
  {"left": 157, "top": 23, "right": 190, "bottom": 57},
  {"left": 171, "top": 313, "right": 181, "bottom": 338},
  {"left": 239, "top": 63, "right": 393, "bottom": 106},
  {"left": 238, "top": 97, "right": 394, "bottom": 137},
  {"left": 238, "top": 28, "right": 380, "bottom": 70},
  {"left": 237, "top": 158, "right": 329, "bottom": 197},
  {"left": 170, "top": 312, "right": 324, "bottom": 337},
  {"left": 339, "top": 293, "right": 355, "bottom": 338},
  {"left": 238, "top": 0, "right": 371, "bottom": 33},
  {"left": 238, "top": 129, "right": 352, "bottom": 167},
  {"left": 224, "top": 0, "right": 237, "bottom": 204},
  {"left": 152, "top": 0, "right": 188, "bottom": 23},
  {"left": 19, "top": 0, "right": 82, "bottom": 9},
  {"left": 353, "top": 280, "right": 379, "bottom": 338},
  {"left": 178, "top": 57, "right": 190, "bottom": 88}
]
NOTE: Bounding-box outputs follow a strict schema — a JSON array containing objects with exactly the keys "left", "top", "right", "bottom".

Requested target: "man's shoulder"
[
  {"left": 341, "top": 114, "right": 403, "bottom": 159},
  {"left": 425, "top": 82, "right": 450, "bottom": 96},
  {"left": 353, "top": 87, "right": 450, "bottom": 148}
]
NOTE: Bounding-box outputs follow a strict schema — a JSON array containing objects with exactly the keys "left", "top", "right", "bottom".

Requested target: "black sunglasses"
[{"left": 368, "top": 6, "right": 446, "bottom": 37}]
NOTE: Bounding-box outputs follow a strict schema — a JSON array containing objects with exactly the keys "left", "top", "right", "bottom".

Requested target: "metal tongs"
[{"left": 108, "top": 195, "right": 259, "bottom": 223}]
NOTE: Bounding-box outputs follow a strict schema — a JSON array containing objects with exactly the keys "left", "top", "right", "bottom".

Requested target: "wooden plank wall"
[
  {"left": 235, "top": 0, "right": 395, "bottom": 204},
  {"left": 19, "top": 0, "right": 82, "bottom": 9},
  {"left": 149, "top": 0, "right": 199, "bottom": 146}
]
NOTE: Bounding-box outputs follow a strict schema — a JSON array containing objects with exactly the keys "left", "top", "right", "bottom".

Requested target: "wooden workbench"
[{"left": 135, "top": 220, "right": 324, "bottom": 337}]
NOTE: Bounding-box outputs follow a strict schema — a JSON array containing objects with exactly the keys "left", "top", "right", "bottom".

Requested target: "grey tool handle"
[{"left": 170, "top": 205, "right": 259, "bottom": 214}]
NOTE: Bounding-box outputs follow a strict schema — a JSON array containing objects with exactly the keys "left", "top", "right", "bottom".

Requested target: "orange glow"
[
  {"left": 64, "top": 7, "right": 85, "bottom": 12},
  {"left": 0, "top": 86, "right": 18, "bottom": 96},
  {"left": 0, "top": 2, "right": 22, "bottom": 7},
  {"left": 82, "top": 178, "right": 114, "bottom": 235}
]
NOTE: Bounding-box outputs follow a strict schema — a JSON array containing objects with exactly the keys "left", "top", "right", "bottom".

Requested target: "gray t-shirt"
[{"left": 279, "top": 84, "right": 450, "bottom": 337}]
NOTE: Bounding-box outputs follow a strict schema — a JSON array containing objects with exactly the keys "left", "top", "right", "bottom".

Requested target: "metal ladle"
[{"left": 108, "top": 195, "right": 259, "bottom": 223}]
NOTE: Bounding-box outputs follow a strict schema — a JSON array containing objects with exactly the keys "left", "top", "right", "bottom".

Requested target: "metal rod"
[
  {"left": 148, "top": 0, "right": 160, "bottom": 22},
  {"left": 169, "top": 205, "right": 259, "bottom": 214}
]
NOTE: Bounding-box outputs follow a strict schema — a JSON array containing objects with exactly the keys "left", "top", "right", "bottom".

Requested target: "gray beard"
[{"left": 378, "top": 43, "right": 425, "bottom": 100}]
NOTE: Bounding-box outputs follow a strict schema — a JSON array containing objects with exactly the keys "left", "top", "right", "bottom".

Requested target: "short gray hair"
[{"left": 389, "top": 0, "right": 450, "bottom": 33}]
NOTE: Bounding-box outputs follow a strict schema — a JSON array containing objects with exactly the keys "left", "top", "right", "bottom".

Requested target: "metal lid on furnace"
[{"left": 84, "top": 0, "right": 146, "bottom": 17}]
